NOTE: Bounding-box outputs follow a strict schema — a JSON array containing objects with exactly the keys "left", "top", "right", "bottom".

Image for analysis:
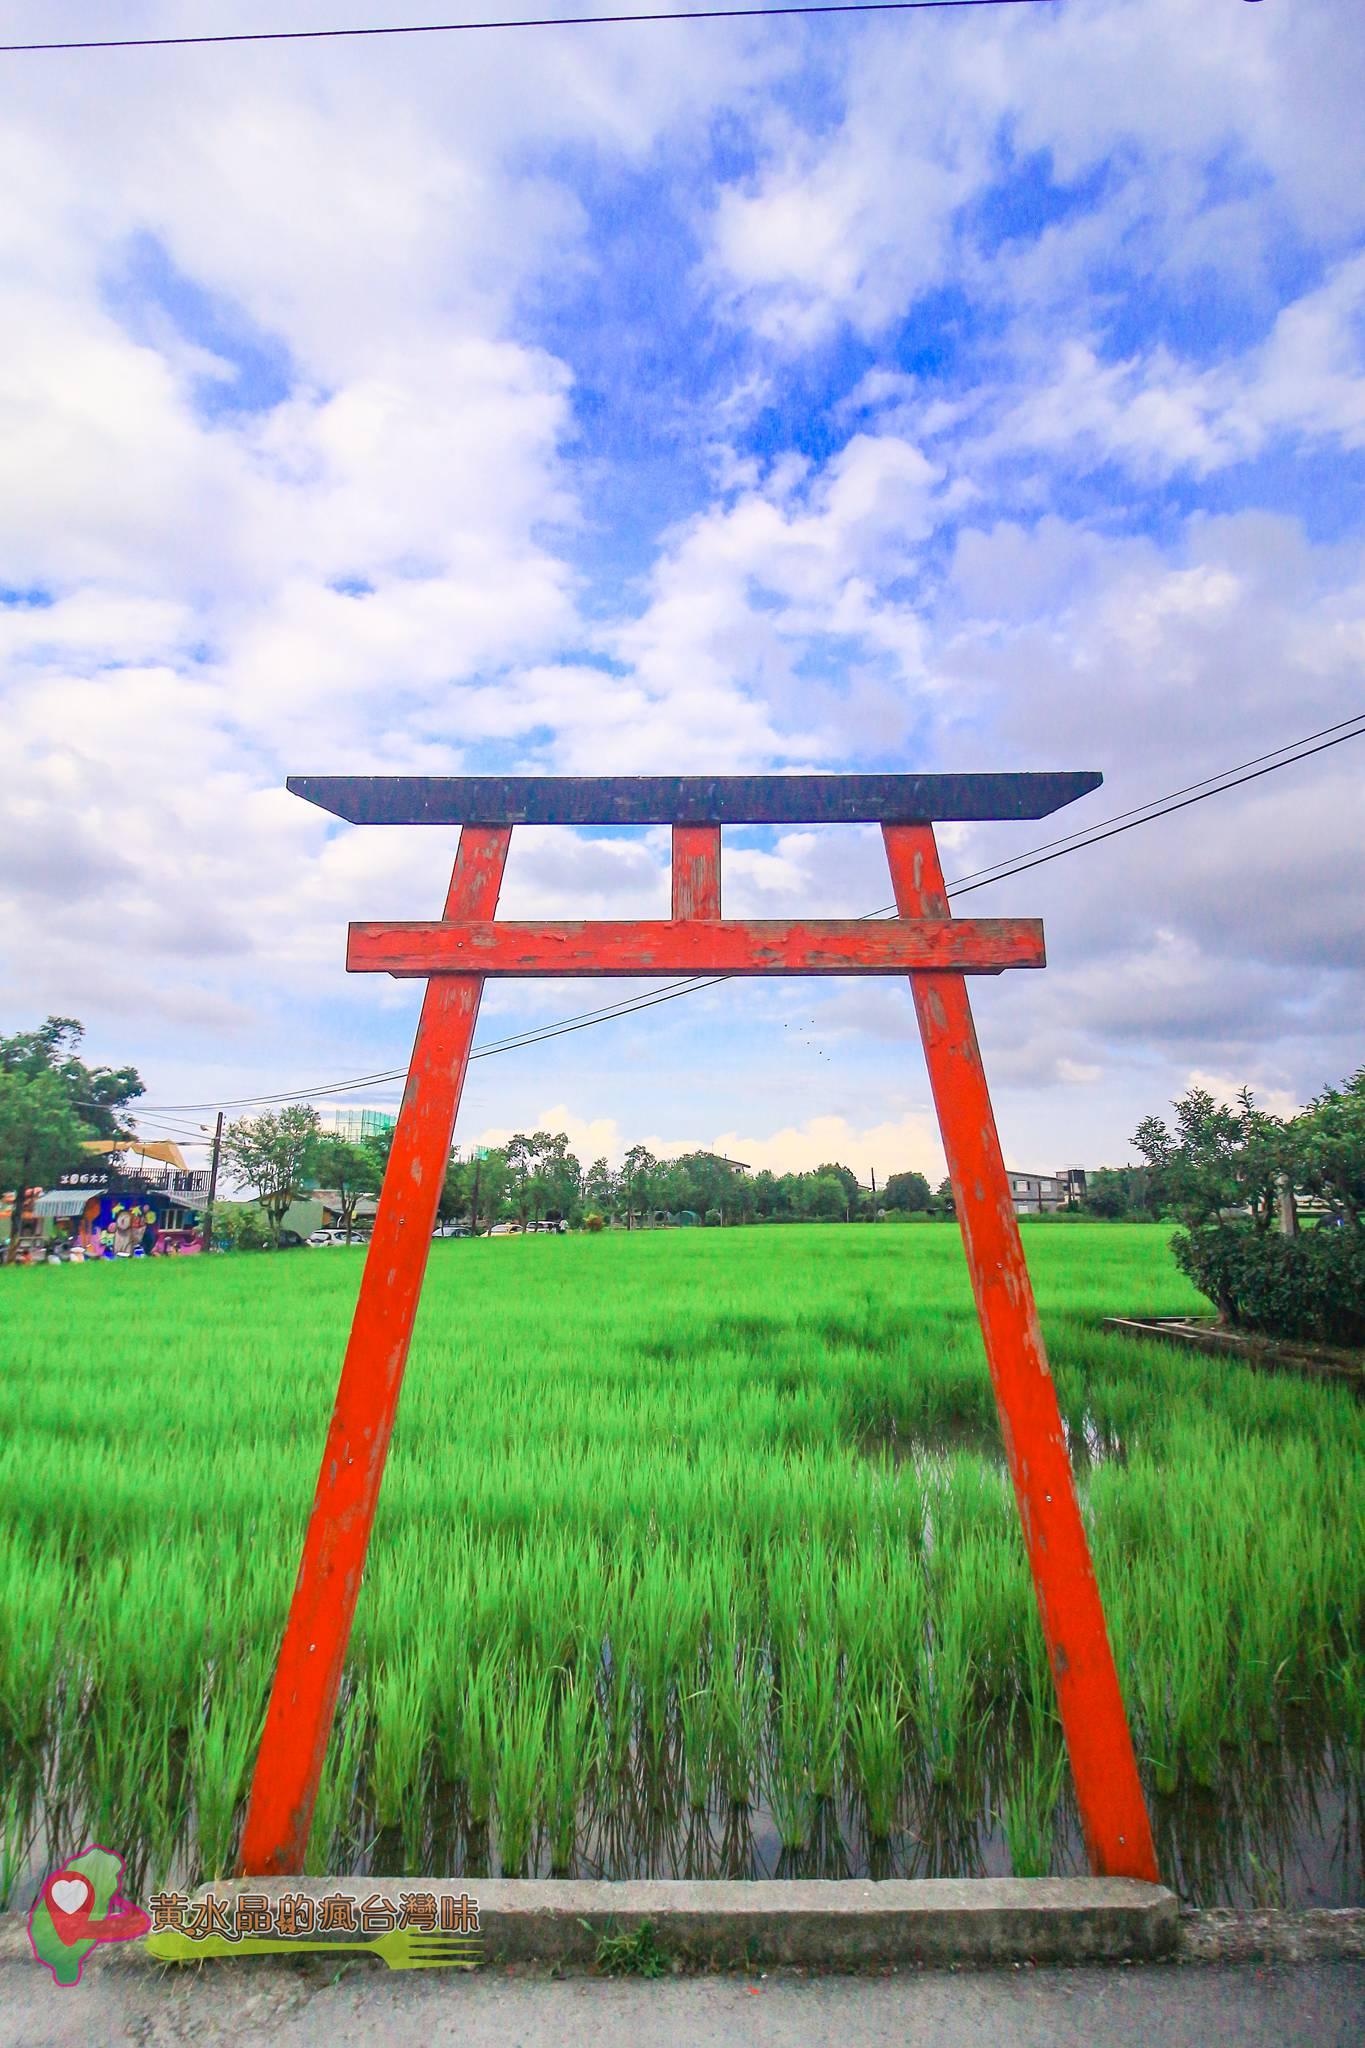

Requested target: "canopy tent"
[{"left": 81, "top": 1137, "right": 189, "bottom": 1171}]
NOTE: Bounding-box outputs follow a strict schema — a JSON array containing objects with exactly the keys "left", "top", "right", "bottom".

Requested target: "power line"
[
  {"left": 1, "top": 1, "right": 1059, "bottom": 58},
  {"left": 119, "top": 710, "right": 1363, "bottom": 1114},
  {"left": 915, "top": 710, "right": 1365, "bottom": 899}
]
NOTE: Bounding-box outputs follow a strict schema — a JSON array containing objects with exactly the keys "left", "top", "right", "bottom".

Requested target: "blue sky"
[{"left": 1, "top": 0, "right": 1362, "bottom": 1180}]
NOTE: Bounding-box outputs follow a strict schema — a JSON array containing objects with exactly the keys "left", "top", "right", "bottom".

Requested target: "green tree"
[
  {"left": 815, "top": 1161, "right": 861, "bottom": 1219},
  {"left": 883, "top": 1170, "right": 932, "bottom": 1214},
  {"left": 469, "top": 1147, "right": 510, "bottom": 1234},
  {"left": 0, "top": 1016, "right": 143, "bottom": 1139},
  {"left": 505, "top": 1132, "right": 547, "bottom": 1229},
  {"left": 933, "top": 1176, "right": 956, "bottom": 1219},
  {"left": 583, "top": 1156, "right": 615, "bottom": 1220},
  {"left": 312, "top": 1134, "right": 382, "bottom": 1243},
  {"left": 0, "top": 1070, "right": 94, "bottom": 1256},
  {"left": 438, "top": 1154, "right": 469, "bottom": 1225},
  {"left": 1293, "top": 1066, "right": 1364, "bottom": 1233},
  {"left": 537, "top": 1133, "right": 582, "bottom": 1223},
  {"left": 621, "top": 1144, "right": 658, "bottom": 1228},
  {"left": 802, "top": 1171, "right": 848, "bottom": 1221},
  {"left": 223, "top": 1104, "right": 322, "bottom": 1245},
  {"left": 1081, "top": 1167, "right": 1128, "bottom": 1220},
  {"left": 1133, "top": 1086, "right": 1287, "bottom": 1233}
]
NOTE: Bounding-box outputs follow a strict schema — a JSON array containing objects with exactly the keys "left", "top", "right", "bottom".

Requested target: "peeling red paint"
[
  {"left": 672, "top": 824, "right": 722, "bottom": 920},
  {"left": 238, "top": 826, "right": 510, "bottom": 1878},
  {"left": 882, "top": 822, "right": 1158, "bottom": 1884},
  {"left": 347, "top": 915, "right": 1044, "bottom": 978}
]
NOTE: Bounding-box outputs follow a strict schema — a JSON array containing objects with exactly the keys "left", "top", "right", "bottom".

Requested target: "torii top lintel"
[{"left": 287, "top": 770, "right": 1101, "bottom": 828}]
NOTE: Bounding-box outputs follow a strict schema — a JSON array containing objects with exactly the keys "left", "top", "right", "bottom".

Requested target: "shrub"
[
  {"left": 1174, "top": 1223, "right": 1365, "bottom": 1344},
  {"left": 212, "top": 1203, "right": 272, "bottom": 1252},
  {"left": 583, "top": 1212, "right": 605, "bottom": 1234}
]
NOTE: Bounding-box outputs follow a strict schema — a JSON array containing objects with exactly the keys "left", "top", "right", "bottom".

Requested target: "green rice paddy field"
[{"left": 2, "top": 1223, "right": 1362, "bottom": 1910}]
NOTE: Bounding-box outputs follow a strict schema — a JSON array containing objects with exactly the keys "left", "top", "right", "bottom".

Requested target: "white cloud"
[{"left": 702, "top": 1111, "right": 941, "bottom": 1182}]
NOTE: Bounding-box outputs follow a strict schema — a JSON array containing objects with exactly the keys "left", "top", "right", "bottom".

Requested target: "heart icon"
[{"left": 44, "top": 1870, "right": 98, "bottom": 1946}]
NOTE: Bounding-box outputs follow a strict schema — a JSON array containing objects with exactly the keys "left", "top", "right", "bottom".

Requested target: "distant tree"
[
  {"left": 363, "top": 1124, "right": 395, "bottom": 1180},
  {"left": 312, "top": 1134, "right": 382, "bottom": 1243},
  {"left": 621, "top": 1144, "right": 658, "bottom": 1228},
  {"left": 437, "top": 1154, "right": 469, "bottom": 1225},
  {"left": 537, "top": 1133, "right": 582, "bottom": 1223},
  {"left": 1081, "top": 1168, "right": 1128, "bottom": 1220},
  {"left": 815, "top": 1162, "right": 861, "bottom": 1219},
  {"left": 666, "top": 1151, "right": 741, "bottom": 1220},
  {"left": 470, "top": 1148, "right": 510, "bottom": 1234},
  {"left": 223, "top": 1104, "right": 321, "bottom": 1245},
  {"left": 802, "top": 1172, "right": 848, "bottom": 1221},
  {"left": 933, "top": 1176, "right": 956, "bottom": 1219},
  {"left": 504, "top": 1132, "right": 541, "bottom": 1229},
  {"left": 883, "top": 1170, "right": 932, "bottom": 1214},
  {"left": 0, "top": 1070, "right": 95, "bottom": 1257},
  {"left": 583, "top": 1156, "right": 615, "bottom": 1220},
  {"left": 0, "top": 1015, "right": 143, "bottom": 1140}
]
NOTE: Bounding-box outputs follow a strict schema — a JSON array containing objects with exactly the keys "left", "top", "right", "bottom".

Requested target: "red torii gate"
[{"left": 238, "top": 772, "right": 1158, "bottom": 1885}]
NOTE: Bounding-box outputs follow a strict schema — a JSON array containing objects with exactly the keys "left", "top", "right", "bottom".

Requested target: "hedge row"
[{"left": 1174, "top": 1223, "right": 1365, "bottom": 1344}]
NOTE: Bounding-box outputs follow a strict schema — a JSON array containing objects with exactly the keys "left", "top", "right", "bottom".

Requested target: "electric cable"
[{"left": 1, "top": 0, "right": 1060, "bottom": 58}]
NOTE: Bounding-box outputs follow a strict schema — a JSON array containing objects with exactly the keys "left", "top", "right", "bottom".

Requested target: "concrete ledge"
[
  {"left": 188, "top": 1875, "right": 1177, "bottom": 1967},
  {"left": 1178, "top": 1907, "right": 1365, "bottom": 1964},
  {"left": 9, "top": 1895, "right": 1365, "bottom": 1971}
]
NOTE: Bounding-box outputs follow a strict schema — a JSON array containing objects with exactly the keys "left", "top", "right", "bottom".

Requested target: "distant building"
[
  {"left": 317, "top": 1108, "right": 396, "bottom": 1145},
  {"left": 277, "top": 1188, "right": 382, "bottom": 1238},
  {"left": 1007, "top": 1167, "right": 1087, "bottom": 1215}
]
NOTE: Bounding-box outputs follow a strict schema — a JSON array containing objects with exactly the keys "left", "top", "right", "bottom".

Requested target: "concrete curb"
[
  {"left": 4, "top": 1877, "right": 1177, "bottom": 1969},
  {"left": 9, "top": 1889, "right": 1364, "bottom": 1972},
  {"left": 218, "top": 1875, "right": 1180, "bottom": 1967},
  {"left": 1176, "top": 1907, "right": 1365, "bottom": 1964}
]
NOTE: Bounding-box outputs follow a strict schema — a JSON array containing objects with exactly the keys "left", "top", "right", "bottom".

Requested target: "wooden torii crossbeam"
[{"left": 238, "top": 772, "right": 1158, "bottom": 1885}]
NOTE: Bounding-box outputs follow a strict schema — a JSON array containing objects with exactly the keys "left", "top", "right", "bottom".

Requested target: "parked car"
[
  {"left": 524, "top": 1219, "right": 568, "bottom": 1234},
  {"left": 432, "top": 1221, "right": 472, "bottom": 1239},
  {"left": 307, "top": 1228, "right": 354, "bottom": 1247},
  {"left": 486, "top": 1223, "right": 521, "bottom": 1237},
  {"left": 263, "top": 1229, "right": 309, "bottom": 1251}
]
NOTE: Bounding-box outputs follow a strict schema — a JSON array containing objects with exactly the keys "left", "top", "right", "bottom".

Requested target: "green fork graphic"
[{"left": 147, "top": 1926, "right": 481, "bottom": 1971}]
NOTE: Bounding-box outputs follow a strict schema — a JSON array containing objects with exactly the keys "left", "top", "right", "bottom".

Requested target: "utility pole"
[
  {"left": 202, "top": 1111, "right": 224, "bottom": 1250},
  {"left": 469, "top": 1147, "right": 482, "bottom": 1236}
]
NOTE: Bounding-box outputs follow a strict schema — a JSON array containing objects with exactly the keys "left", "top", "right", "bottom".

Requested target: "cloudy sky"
[{"left": 2, "top": 0, "right": 1362, "bottom": 1182}]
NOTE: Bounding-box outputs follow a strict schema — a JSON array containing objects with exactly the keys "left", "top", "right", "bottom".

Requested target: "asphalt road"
[{"left": 3, "top": 1959, "right": 1362, "bottom": 2048}]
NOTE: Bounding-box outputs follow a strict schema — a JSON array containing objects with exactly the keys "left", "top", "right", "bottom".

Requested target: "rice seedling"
[
  {"left": 547, "top": 1673, "right": 597, "bottom": 1872},
  {"left": 676, "top": 1665, "right": 715, "bottom": 1814},
  {"left": 370, "top": 1646, "right": 434, "bottom": 1831},
  {"left": 846, "top": 1677, "right": 906, "bottom": 1842},
  {"left": 710, "top": 1640, "right": 771, "bottom": 1809},
  {"left": 305, "top": 1684, "right": 369, "bottom": 1878},
  {"left": 188, "top": 1689, "right": 262, "bottom": 1881},
  {"left": 494, "top": 1668, "right": 550, "bottom": 1874},
  {"left": 0, "top": 1772, "right": 33, "bottom": 1911},
  {"left": 461, "top": 1653, "right": 502, "bottom": 1831}
]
